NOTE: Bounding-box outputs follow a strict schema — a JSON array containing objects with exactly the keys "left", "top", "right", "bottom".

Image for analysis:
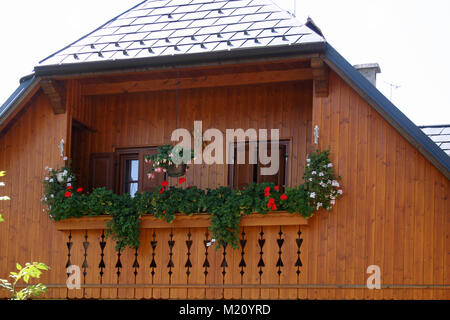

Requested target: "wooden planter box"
[{"left": 54, "top": 211, "right": 308, "bottom": 231}]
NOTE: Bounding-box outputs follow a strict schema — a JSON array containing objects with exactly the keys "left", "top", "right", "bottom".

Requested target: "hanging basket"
[{"left": 167, "top": 164, "right": 187, "bottom": 177}]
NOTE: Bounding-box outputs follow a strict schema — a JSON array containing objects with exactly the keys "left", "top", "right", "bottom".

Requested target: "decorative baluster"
[
  {"left": 239, "top": 229, "right": 247, "bottom": 297},
  {"left": 133, "top": 248, "right": 139, "bottom": 280},
  {"left": 185, "top": 229, "right": 193, "bottom": 282},
  {"left": 221, "top": 243, "right": 228, "bottom": 281},
  {"left": 167, "top": 229, "right": 175, "bottom": 285},
  {"left": 202, "top": 229, "right": 210, "bottom": 298},
  {"left": 115, "top": 249, "right": 122, "bottom": 281},
  {"left": 66, "top": 232, "right": 73, "bottom": 274},
  {"left": 149, "top": 230, "right": 157, "bottom": 298},
  {"left": 82, "top": 231, "right": 89, "bottom": 297},
  {"left": 239, "top": 229, "right": 247, "bottom": 284},
  {"left": 295, "top": 226, "right": 303, "bottom": 281},
  {"left": 257, "top": 227, "right": 265, "bottom": 285},
  {"left": 98, "top": 231, "right": 106, "bottom": 297},
  {"left": 276, "top": 227, "right": 284, "bottom": 281},
  {"left": 150, "top": 231, "right": 157, "bottom": 281}
]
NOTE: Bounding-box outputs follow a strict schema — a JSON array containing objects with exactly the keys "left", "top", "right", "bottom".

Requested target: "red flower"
[
  {"left": 64, "top": 191, "right": 72, "bottom": 198},
  {"left": 178, "top": 177, "right": 186, "bottom": 184},
  {"left": 280, "top": 194, "right": 288, "bottom": 201},
  {"left": 271, "top": 204, "right": 277, "bottom": 211},
  {"left": 67, "top": 185, "right": 73, "bottom": 190},
  {"left": 274, "top": 186, "right": 279, "bottom": 191},
  {"left": 267, "top": 202, "right": 272, "bottom": 208},
  {"left": 159, "top": 188, "right": 164, "bottom": 194},
  {"left": 77, "top": 187, "right": 83, "bottom": 193},
  {"left": 264, "top": 186, "right": 271, "bottom": 197},
  {"left": 188, "top": 185, "right": 193, "bottom": 189},
  {"left": 268, "top": 198, "right": 275, "bottom": 204},
  {"left": 161, "top": 181, "right": 169, "bottom": 187},
  {"left": 163, "top": 210, "right": 166, "bottom": 214}
]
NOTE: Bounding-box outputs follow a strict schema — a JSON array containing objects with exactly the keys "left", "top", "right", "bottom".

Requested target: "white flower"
[
  {"left": 316, "top": 202, "right": 322, "bottom": 210},
  {"left": 318, "top": 172, "right": 324, "bottom": 177},
  {"left": 337, "top": 189, "right": 343, "bottom": 195},
  {"left": 50, "top": 194, "right": 54, "bottom": 198},
  {"left": 206, "top": 242, "right": 212, "bottom": 247},
  {"left": 327, "top": 163, "right": 333, "bottom": 168},
  {"left": 211, "top": 239, "right": 216, "bottom": 243},
  {"left": 310, "top": 192, "right": 316, "bottom": 199},
  {"left": 332, "top": 180, "right": 340, "bottom": 187},
  {"left": 67, "top": 177, "right": 72, "bottom": 182},
  {"left": 306, "top": 158, "right": 310, "bottom": 163},
  {"left": 168, "top": 153, "right": 174, "bottom": 158},
  {"left": 62, "top": 170, "right": 68, "bottom": 176},
  {"left": 311, "top": 171, "right": 316, "bottom": 175},
  {"left": 67, "top": 183, "right": 71, "bottom": 187},
  {"left": 320, "top": 182, "right": 327, "bottom": 188},
  {"left": 49, "top": 179, "right": 54, "bottom": 183},
  {"left": 0, "top": 182, "right": 5, "bottom": 187},
  {"left": 308, "top": 178, "right": 313, "bottom": 182},
  {"left": 63, "top": 156, "right": 68, "bottom": 161},
  {"left": 44, "top": 177, "right": 49, "bottom": 181},
  {"left": 45, "top": 166, "right": 49, "bottom": 171},
  {"left": 330, "top": 200, "right": 336, "bottom": 205},
  {"left": 0, "top": 196, "right": 10, "bottom": 201}
]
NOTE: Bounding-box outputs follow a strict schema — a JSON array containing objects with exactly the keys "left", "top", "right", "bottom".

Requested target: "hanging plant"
[{"left": 145, "top": 144, "right": 194, "bottom": 178}]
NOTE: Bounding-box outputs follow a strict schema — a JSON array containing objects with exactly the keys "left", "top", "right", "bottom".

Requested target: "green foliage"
[
  {"left": 303, "top": 149, "right": 342, "bottom": 211},
  {"left": 0, "top": 262, "right": 50, "bottom": 300},
  {"left": 42, "top": 149, "right": 342, "bottom": 251},
  {"left": 145, "top": 143, "right": 194, "bottom": 177},
  {"left": 105, "top": 193, "right": 140, "bottom": 250}
]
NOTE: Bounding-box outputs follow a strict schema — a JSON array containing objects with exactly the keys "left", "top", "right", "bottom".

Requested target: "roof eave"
[
  {"left": 34, "top": 42, "right": 326, "bottom": 77},
  {"left": 323, "top": 43, "right": 450, "bottom": 179}
]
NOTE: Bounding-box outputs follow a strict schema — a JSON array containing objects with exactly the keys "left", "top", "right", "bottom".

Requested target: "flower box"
[{"left": 54, "top": 211, "right": 308, "bottom": 231}]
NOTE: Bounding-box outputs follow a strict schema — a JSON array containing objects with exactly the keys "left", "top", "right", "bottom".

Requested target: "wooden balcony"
[{"left": 56, "top": 212, "right": 309, "bottom": 299}]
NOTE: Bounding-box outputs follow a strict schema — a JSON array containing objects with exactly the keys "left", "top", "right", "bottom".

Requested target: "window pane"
[
  {"left": 128, "top": 182, "right": 138, "bottom": 198},
  {"left": 127, "top": 159, "right": 139, "bottom": 181}
]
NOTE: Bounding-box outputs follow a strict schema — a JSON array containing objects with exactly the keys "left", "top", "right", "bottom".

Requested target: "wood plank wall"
[
  {"left": 73, "top": 81, "right": 313, "bottom": 190},
  {"left": 308, "top": 71, "right": 449, "bottom": 299},
  {"left": 0, "top": 91, "right": 69, "bottom": 299}
]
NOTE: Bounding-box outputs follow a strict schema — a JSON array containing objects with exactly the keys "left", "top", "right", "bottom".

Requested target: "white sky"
[{"left": 0, "top": 0, "right": 449, "bottom": 125}]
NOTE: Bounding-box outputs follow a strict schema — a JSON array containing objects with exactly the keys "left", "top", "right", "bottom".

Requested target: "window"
[
  {"left": 89, "top": 147, "right": 166, "bottom": 196},
  {"left": 228, "top": 140, "right": 289, "bottom": 190},
  {"left": 124, "top": 157, "right": 139, "bottom": 197}
]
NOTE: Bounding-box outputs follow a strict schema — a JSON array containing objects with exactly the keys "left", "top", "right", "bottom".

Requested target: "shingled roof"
[
  {"left": 39, "top": 0, "right": 324, "bottom": 67},
  {"left": 420, "top": 125, "right": 450, "bottom": 156}
]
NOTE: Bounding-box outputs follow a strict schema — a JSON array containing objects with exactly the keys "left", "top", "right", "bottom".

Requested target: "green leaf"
[{"left": 16, "top": 263, "right": 22, "bottom": 271}]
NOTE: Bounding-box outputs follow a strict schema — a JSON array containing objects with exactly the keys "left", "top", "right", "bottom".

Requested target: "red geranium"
[
  {"left": 271, "top": 204, "right": 277, "bottom": 211},
  {"left": 280, "top": 194, "right": 287, "bottom": 201},
  {"left": 274, "top": 186, "right": 279, "bottom": 191},
  {"left": 268, "top": 198, "right": 275, "bottom": 204},
  {"left": 64, "top": 191, "right": 72, "bottom": 198},
  {"left": 161, "top": 181, "right": 169, "bottom": 187},
  {"left": 77, "top": 187, "right": 83, "bottom": 193},
  {"left": 159, "top": 188, "right": 164, "bottom": 194},
  {"left": 67, "top": 185, "right": 73, "bottom": 190},
  {"left": 178, "top": 177, "right": 186, "bottom": 184},
  {"left": 264, "top": 186, "right": 271, "bottom": 197}
]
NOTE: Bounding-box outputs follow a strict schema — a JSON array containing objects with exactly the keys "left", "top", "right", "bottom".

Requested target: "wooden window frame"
[{"left": 227, "top": 140, "right": 290, "bottom": 189}]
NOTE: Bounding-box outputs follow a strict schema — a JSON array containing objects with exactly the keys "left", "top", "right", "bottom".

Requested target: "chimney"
[{"left": 353, "top": 63, "right": 381, "bottom": 86}]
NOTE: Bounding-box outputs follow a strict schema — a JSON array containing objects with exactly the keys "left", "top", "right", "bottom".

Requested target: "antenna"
[{"left": 384, "top": 80, "right": 401, "bottom": 101}]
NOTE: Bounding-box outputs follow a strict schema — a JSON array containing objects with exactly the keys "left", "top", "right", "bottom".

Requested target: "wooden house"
[{"left": 0, "top": 0, "right": 448, "bottom": 300}]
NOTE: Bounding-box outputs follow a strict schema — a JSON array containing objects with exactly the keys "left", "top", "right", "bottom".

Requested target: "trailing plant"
[
  {"left": 0, "top": 262, "right": 50, "bottom": 300},
  {"left": 42, "top": 149, "right": 342, "bottom": 251},
  {"left": 145, "top": 143, "right": 194, "bottom": 179}
]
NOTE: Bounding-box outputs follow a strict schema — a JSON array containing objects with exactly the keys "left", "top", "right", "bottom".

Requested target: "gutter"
[
  {"left": 323, "top": 43, "right": 450, "bottom": 179},
  {"left": 34, "top": 42, "right": 326, "bottom": 77}
]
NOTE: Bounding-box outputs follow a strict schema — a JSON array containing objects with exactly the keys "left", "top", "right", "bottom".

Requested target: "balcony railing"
[{"left": 55, "top": 212, "right": 307, "bottom": 299}]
